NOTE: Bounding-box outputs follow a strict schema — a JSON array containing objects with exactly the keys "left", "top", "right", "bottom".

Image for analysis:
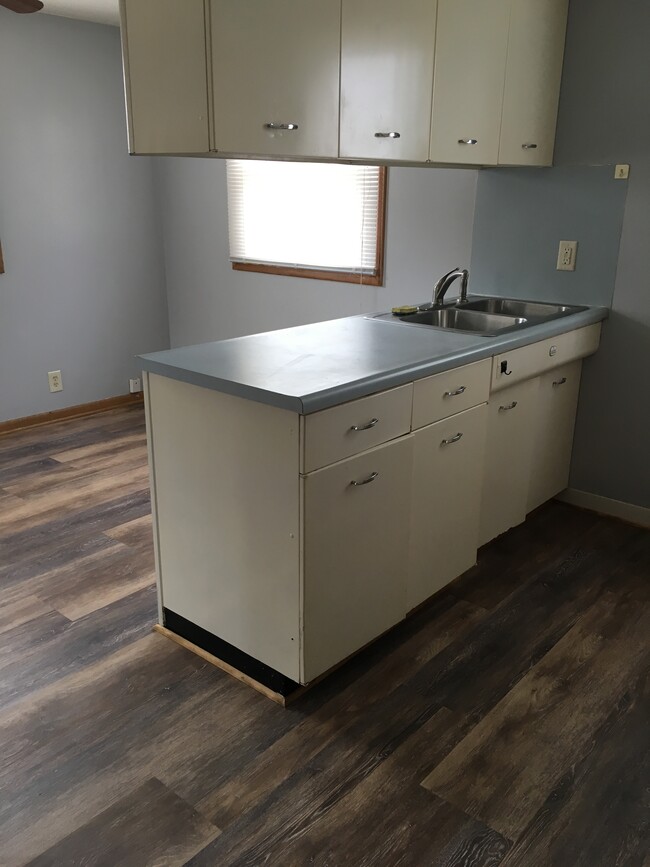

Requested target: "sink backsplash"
[{"left": 470, "top": 165, "right": 628, "bottom": 308}]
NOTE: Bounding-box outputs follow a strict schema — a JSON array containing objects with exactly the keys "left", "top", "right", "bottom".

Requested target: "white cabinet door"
[
  {"left": 409, "top": 404, "right": 488, "bottom": 611},
  {"left": 120, "top": 0, "right": 210, "bottom": 154},
  {"left": 340, "top": 0, "right": 438, "bottom": 162},
  {"left": 210, "top": 0, "right": 340, "bottom": 158},
  {"left": 302, "top": 436, "right": 413, "bottom": 682},
  {"left": 527, "top": 361, "right": 582, "bottom": 512},
  {"left": 430, "top": 0, "right": 511, "bottom": 165},
  {"left": 498, "top": 0, "right": 569, "bottom": 166},
  {"left": 479, "top": 378, "right": 537, "bottom": 546}
]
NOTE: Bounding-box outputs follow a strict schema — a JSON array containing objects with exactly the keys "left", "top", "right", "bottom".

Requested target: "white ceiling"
[{"left": 40, "top": 0, "right": 119, "bottom": 27}]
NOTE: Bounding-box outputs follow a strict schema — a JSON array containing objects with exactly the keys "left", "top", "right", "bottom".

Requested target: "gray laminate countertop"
[{"left": 139, "top": 303, "right": 608, "bottom": 414}]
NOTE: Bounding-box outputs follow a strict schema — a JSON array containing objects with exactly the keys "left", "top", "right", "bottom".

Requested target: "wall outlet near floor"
[
  {"left": 557, "top": 240, "right": 578, "bottom": 271},
  {"left": 129, "top": 377, "right": 142, "bottom": 394},
  {"left": 615, "top": 164, "right": 630, "bottom": 179},
  {"left": 48, "top": 370, "right": 63, "bottom": 393}
]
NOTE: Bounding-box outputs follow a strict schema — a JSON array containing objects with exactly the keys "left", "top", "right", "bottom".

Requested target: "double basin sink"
[{"left": 371, "top": 296, "right": 587, "bottom": 336}]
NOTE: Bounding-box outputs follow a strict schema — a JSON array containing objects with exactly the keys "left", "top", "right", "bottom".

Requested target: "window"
[{"left": 226, "top": 160, "right": 387, "bottom": 286}]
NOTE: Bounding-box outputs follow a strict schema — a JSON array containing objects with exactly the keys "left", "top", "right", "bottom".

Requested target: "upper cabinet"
[
  {"left": 498, "top": 0, "right": 570, "bottom": 166},
  {"left": 429, "top": 0, "right": 510, "bottom": 166},
  {"left": 340, "top": 0, "right": 438, "bottom": 162},
  {"left": 210, "top": 0, "right": 341, "bottom": 159},
  {"left": 120, "top": 0, "right": 568, "bottom": 167},
  {"left": 120, "top": 0, "right": 210, "bottom": 154}
]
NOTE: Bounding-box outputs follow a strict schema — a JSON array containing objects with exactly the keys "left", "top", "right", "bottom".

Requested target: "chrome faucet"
[{"left": 432, "top": 267, "right": 469, "bottom": 306}]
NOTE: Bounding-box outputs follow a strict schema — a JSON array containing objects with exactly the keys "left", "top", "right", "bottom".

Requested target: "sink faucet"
[{"left": 433, "top": 267, "right": 469, "bottom": 306}]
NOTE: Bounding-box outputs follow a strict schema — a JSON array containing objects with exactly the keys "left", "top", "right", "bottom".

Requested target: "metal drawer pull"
[
  {"left": 441, "top": 432, "right": 463, "bottom": 445},
  {"left": 553, "top": 377, "right": 567, "bottom": 387},
  {"left": 458, "top": 138, "right": 478, "bottom": 145},
  {"left": 375, "top": 131, "right": 401, "bottom": 138},
  {"left": 444, "top": 385, "right": 466, "bottom": 397},
  {"left": 351, "top": 472, "right": 379, "bottom": 487},
  {"left": 522, "top": 143, "right": 538, "bottom": 149},
  {"left": 350, "top": 418, "right": 379, "bottom": 432},
  {"left": 499, "top": 401, "right": 518, "bottom": 411},
  {"left": 264, "top": 122, "right": 298, "bottom": 130}
]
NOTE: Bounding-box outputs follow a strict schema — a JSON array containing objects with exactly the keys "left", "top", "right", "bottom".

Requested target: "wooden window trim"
[{"left": 232, "top": 167, "right": 387, "bottom": 287}]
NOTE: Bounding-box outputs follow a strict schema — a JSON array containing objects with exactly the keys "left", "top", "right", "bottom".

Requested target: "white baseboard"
[{"left": 557, "top": 488, "right": 650, "bottom": 528}]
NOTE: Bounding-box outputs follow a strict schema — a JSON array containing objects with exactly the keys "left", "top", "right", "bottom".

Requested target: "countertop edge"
[
  {"left": 140, "top": 306, "right": 608, "bottom": 415},
  {"left": 141, "top": 361, "right": 306, "bottom": 413}
]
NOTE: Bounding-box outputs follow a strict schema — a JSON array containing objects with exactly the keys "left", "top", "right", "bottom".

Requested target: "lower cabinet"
[
  {"left": 146, "top": 324, "right": 599, "bottom": 694},
  {"left": 302, "top": 435, "right": 414, "bottom": 682},
  {"left": 479, "top": 361, "right": 584, "bottom": 547},
  {"left": 527, "top": 360, "right": 582, "bottom": 512},
  {"left": 408, "top": 403, "right": 488, "bottom": 611},
  {"left": 478, "top": 378, "right": 537, "bottom": 547}
]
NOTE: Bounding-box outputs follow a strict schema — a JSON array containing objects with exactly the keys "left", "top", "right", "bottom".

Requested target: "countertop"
[{"left": 139, "top": 303, "right": 608, "bottom": 414}]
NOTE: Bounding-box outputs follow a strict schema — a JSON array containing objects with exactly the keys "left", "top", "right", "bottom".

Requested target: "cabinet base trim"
[
  {"left": 160, "top": 609, "right": 302, "bottom": 700},
  {"left": 556, "top": 489, "right": 650, "bottom": 529}
]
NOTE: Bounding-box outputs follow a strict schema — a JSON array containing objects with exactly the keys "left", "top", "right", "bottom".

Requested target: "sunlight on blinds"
[{"left": 227, "top": 160, "right": 381, "bottom": 274}]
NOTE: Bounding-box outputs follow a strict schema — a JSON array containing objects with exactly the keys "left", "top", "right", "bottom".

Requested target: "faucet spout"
[{"left": 433, "top": 267, "right": 469, "bottom": 306}]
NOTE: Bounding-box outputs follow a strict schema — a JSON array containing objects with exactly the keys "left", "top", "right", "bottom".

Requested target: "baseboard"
[
  {"left": 557, "top": 488, "right": 650, "bottom": 529},
  {"left": 0, "top": 392, "right": 144, "bottom": 436}
]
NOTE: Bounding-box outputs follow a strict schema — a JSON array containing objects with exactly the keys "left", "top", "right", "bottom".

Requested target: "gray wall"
[
  {"left": 0, "top": 10, "right": 169, "bottom": 423},
  {"left": 555, "top": 0, "right": 649, "bottom": 508},
  {"left": 469, "top": 0, "right": 649, "bottom": 509},
  {"left": 471, "top": 165, "right": 627, "bottom": 308},
  {"left": 155, "top": 159, "right": 478, "bottom": 348}
]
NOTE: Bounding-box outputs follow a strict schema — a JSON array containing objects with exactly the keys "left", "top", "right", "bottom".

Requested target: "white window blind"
[{"left": 226, "top": 160, "right": 382, "bottom": 276}]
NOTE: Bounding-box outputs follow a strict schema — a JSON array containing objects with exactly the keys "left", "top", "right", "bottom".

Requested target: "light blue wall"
[
  {"left": 470, "top": 0, "right": 649, "bottom": 509},
  {"left": 155, "top": 159, "right": 479, "bottom": 349},
  {"left": 471, "top": 166, "right": 627, "bottom": 307},
  {"left": 0, "top": 10, "right": 169, "bottom": 423},
  {"left": 556, "top": 0, "right": 650, "bottom": 509}
]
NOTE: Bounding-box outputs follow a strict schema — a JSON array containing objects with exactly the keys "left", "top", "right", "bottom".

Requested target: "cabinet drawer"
[
  {"left": 491, "top": 323, "right": 601, "bottom": 391},
  {"left": 412, "top": 359, "right": 491, "bottom": 430},
  {"left": 302, "top": 383, "right": 413, "bottom": 472}
]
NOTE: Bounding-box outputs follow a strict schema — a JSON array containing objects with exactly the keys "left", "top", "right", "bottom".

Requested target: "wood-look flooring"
[{"left": 0, "top": 405, "right": 648, "bottom": 866}]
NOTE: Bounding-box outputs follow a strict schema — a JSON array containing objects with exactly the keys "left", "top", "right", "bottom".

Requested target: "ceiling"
[{"left": 40, "top": 0, "right": 119, "bottom": 27}]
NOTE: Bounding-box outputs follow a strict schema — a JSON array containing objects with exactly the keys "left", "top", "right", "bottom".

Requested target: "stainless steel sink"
[
  {"left": 462, "top": 297, "right": 587, "bottom": 319},
  {"left": 368, "top": 294, "right": 588, "bottom": 336},
  {"left": 398, "top": 308, "right": 526, "bottom": 333}
]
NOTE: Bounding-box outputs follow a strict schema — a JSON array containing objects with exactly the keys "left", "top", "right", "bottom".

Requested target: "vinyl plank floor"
[
  {"left": 25, "top": 778, "right": 220, "bottom": 867},
  {"left": 0, "top": 405, "right": 647, "bottom": 867}
]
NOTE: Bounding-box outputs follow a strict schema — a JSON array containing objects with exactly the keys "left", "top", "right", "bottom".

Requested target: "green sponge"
[{"left": 391, "top": 305, "right": 418, "bottom": 316}]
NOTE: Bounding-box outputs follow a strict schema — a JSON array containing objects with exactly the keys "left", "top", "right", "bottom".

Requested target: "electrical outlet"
[
  {"left": 615, "top": 164, "right": 630, "bottom": 179},
  {"left": 557, "top": 240, "right": 578, "bottom": 272},
  {"left": 129, "top": 377, "right": 142, "bottom": 394},
  {"left": 48, "top": 370, "right": 63, "bottom": 393}
]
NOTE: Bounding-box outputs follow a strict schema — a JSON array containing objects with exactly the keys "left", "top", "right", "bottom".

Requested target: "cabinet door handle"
[
  {"left": 264, "top": 122, "right": 298, "bottom": 130},
  {"left": 441, "top": 432, "right": 463, "bottom": 445},
  {"left": 553, "top": 377, "right": 567, "bottom": 387},
  {"left": 375, "top": 131, "right": 401, "bottom": 138},
  {"left": 350, "top": 471, "right": 379, "bottom": 487},
  {"left": 458, "top": 139, "right": 478, "bottom": 145},
  {"left": 350, "top": 418, "right": 379, "bottom": 432},
  {"left": 444, "top": 385, "right": 466, "bottom": 397},
  {"left": 522, "top": 143, "right": 538, "bottom": 149},
  {"left": 499, "top": 401, "right": 518, "bottom": 411}
]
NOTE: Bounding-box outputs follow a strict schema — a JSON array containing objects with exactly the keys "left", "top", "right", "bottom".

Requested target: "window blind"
[{"left": 226, "top": 160, "right": 382, "bottom": 275}]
